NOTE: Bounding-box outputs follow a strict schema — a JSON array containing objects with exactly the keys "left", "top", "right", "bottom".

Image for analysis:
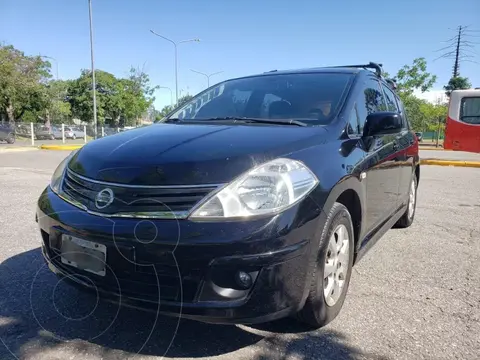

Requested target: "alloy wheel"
[{"left": 323, "top": 224, "right": 350, "bottom": 307}]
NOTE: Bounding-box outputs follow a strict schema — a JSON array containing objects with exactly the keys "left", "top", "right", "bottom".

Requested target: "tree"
[
  {"left": 444, "top": 76, "right": 471, "bottom": 96},
  {"left": 157, "top": 105, "right": 173, "bottom": 119},
  {"left": 177, "top": 94, "right": 193, "bottom": 107},
  {"left": 68, "top": 69, "right": 122, "bottom": 125},
  {"left": 403, "top": 95, "right": 429, "bottom": 131},
  {"left": 120, "top": 67, "right": 158, "bottom": 126},
  {"left": 20, "top": 81, "right": 72, "bottom": 125},
  {"left": 45, "top": 80, "right": 72, "bottom": 125},
  {"left": 155, "top": 94, "right": 194, "bottom": 121},
  {"left": 395, "top": 58, "right": 437, "bottom": 96},
  {"left": 0, "top": 44, "right": 52, "bottom": 122},
  {"left": 67, "top": 67, "right": 157, "bottom": 126},
  {"left": 384, "top": 58, "right": 439, "bottom": 132}
]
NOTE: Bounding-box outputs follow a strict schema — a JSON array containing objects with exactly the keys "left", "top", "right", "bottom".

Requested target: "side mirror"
[{"left": 363, "top": 112, "right": 402, "bottom": 137}]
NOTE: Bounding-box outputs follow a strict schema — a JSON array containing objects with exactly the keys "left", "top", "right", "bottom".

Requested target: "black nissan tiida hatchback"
[{"left": 37, "top": 63, "right": 420, "bottom": 328}]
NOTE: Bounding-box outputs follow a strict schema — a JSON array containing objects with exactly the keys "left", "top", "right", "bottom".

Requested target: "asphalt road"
[{"left": 1, "top": 150, "right": 479, "bottom": 360}]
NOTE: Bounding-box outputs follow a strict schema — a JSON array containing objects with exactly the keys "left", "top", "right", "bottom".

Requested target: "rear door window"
[
  {"left": 460, "top": 97, "right": 480, "bottom": 124},
  {"left": 381, "top": 84, "right": 399, "bottom": 112}
]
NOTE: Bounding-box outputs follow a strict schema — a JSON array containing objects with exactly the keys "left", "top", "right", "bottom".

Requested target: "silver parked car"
[
  {"left": 35, "top": 126, "right": 62, "bottom": 140},
  {"left": 65, "top": 127, "right": 85, "bottom": 140}
]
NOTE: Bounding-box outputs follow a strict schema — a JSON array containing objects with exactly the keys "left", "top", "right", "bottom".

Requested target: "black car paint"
[{"left": 37, "top": 68, "right": 420, "bottom": 324}]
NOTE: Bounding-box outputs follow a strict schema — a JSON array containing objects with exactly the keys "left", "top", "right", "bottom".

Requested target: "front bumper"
[{"left": 37, "top": 186, "right": 323, "bottom": 324}]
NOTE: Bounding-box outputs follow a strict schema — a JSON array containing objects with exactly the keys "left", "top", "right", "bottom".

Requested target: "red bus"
[{"left": 444, "top": 89, "right": 480, "bottom": 153}]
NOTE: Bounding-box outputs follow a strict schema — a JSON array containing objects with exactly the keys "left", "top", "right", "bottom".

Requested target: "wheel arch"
[{"left": 321, "top": 176, "right": 367, "bottom": 260}]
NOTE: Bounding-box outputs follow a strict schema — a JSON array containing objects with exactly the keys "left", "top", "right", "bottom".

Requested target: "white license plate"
[{"left": 60, "top": 235, "right": 107, "bottom": 276}]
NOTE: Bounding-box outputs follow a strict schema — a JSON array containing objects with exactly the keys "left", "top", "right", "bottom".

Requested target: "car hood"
[{"left": 68, "top": 123, "right": 325, "bottom": 186}]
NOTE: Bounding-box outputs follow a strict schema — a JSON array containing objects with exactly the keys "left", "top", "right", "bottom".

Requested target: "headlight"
[
  {"left": 50, "top": 150, "right": 78, "bottom": 194},
  {"left": 189, "top": 158, "right": 318, "bottom": 220}
]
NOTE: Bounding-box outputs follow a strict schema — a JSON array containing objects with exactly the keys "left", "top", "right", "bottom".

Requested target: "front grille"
[
  {"left": 48, "top": 250, "right": 202, "bottom": 302},
  {"left": 45, "top": 232, "right": 205, "bottom": 302},
  {"left": 61, "top": 168, "right": 219, "bottom": 217}
]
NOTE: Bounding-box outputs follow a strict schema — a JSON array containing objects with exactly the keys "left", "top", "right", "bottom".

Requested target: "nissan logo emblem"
[{"left": 95, "top": 188, "right": 114, "bottom": 209}]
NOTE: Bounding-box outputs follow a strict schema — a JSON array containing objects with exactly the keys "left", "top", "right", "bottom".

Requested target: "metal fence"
[{"left": 6, "top": 122, "right": 143, "bottom": 146}]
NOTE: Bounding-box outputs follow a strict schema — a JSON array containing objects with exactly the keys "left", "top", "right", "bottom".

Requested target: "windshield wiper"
[
  {"left": 162, "top": 118, "right": 183, "bottom": 123},
  {"left": 199, "top": 117, "right": 308, "bottom": 127}
]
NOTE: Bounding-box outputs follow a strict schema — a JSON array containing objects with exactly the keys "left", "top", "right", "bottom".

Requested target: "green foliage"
[
  {"left": 384, "top": 58, "right": 440, "bottom": 132},
  {"left": 177, "top": 94, "right": 193, "bottom": 107},
  {"left": 395, "top": 58, "right": 437, "bottom": 96},
  {"left": 400, "top": 94, "right": 447, "bottom": 132},
  {"left": 158, "top": 105, "right": 173, "bottom": 119},
  {"left": 67, "top": 67, "right": 157, "bottom": 126},
  {"left": 156, "top": 94, "right": 194, "bottom": 121},
  {"left": 444, "top": 76, "right": 471, "bottom": 97},
  {"left": 0, "top": 44, "right": 52, "bottom": 122},
  {"left": 46, "top": 80, "right": 72, "bottom": 123}
]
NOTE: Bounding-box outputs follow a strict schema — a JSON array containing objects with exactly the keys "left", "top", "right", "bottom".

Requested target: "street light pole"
[
  {"left": 149, "top": 30, "right": 200, "bottom": 105},
  {"left": 159, "top": 86, "right": 173, "bottom": 106},
  {"left": 88, "top": 0, "right": 98, "bottom": 139},
  {"left": 190, "top": 69, "right": 223, "bottom": 88}
]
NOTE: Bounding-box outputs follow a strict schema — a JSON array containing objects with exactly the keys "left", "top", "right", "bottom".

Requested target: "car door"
[
  {"left": 358, "top": 75, "right": 402, "bottom": 234},
  {"left": 386, "top": 90, "right": 416, "bottom": 208}
]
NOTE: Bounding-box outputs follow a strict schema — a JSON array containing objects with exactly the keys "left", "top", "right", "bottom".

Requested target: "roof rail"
[
  {"left": 385, "top": 78, "right": 398, "bottom": 91},
  {"left": 328, "top": 62, "right": 383, "bottom": 77}
]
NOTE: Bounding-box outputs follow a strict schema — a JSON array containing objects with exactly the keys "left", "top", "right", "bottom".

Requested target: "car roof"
[{"left": 230, "top": 67, "right": 365, "bottom": 82}]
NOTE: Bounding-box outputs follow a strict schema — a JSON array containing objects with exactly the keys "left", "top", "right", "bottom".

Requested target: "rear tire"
[
  {"left": 394, "top": 174, "right": 417, "bottom": 229},
  {"left": 297, "top": 202, "right": 355, "bottom": 328},
  {"left": 6, "top": 133, "right": 15, "bottom": 144}
]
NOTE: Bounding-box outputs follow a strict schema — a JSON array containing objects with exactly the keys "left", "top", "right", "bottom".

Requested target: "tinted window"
[
  {"left": 397, "top": 98, "right": 410, "bottom": 129},
  {"left": 166, "top": 73, "right": 353, "bottom": 125},
  {"left": 362, "top": 77, "right": 386, "bottom": 115},
  {"left": 355, "top": 77, "right": 385, "bottom": 131},
  {"left": 347, "top": 106, "right": 360, "bottom": 135},
  {"left": 382, "top": 84, "right": 399, "bottom": 112},
  {"left": 260, "top": 93, "right": 284, "bottom": 118},
  {"left": 460, "top": 97, "right": 480, "bottom": 124}
]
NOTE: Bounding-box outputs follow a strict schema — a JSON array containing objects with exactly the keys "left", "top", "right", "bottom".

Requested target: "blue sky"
[{"left": 1, "top": 0, "right": 479, "bottom": 110}]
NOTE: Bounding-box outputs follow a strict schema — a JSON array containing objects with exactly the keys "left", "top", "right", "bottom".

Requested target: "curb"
[
  {"left": 420, "top": 159, "right": 480, "bottom": 168},
  {"left": 419, "top": 147, "right": 448, "bottom": 151},
  {"left": 0, "top": 147, "right": 39, "bottom": 153},
  {"left": 39, "top": 144, "right": 84, "bottom": 151}
]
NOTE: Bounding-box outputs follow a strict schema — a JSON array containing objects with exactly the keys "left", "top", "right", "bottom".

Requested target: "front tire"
[
  {"left": 394, "top": 174, "right": 417, "bottom": 229},
  {"left": 297, "top": 202, "right": 355, "bottom": 328}
]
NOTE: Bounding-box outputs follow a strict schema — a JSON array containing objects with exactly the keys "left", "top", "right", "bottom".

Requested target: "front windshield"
[{"left": 163, "top": 72, "right": 353, "bottom": 125}]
